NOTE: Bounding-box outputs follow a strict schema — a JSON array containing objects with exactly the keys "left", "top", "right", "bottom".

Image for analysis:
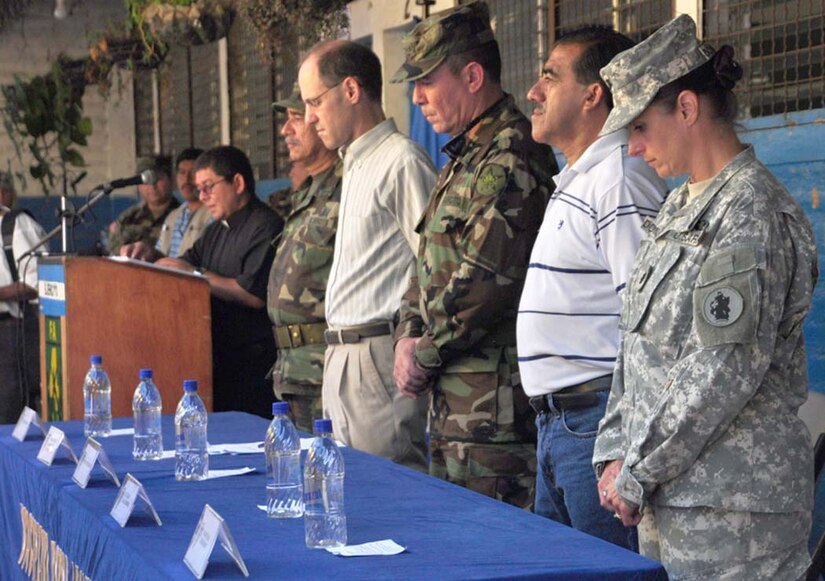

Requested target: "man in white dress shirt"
[
  {"left": 298, "top": 40, "right": 436, "bottom": 470},
  {"left": 517, "top": 27, "right": 666, "bottom": 547}
]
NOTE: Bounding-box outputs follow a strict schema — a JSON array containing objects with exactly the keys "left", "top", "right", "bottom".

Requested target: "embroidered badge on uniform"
[
  {"left": 702, "top": 286, "right": 744, "bottom": 327},
  {"left": 476, "top": 164, "right": 507, "bottom": 196}
]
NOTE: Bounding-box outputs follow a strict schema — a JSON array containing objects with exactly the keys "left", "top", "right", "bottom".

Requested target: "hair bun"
[{"left": 712, "top": 45, "right": 743, "bottom": 90}]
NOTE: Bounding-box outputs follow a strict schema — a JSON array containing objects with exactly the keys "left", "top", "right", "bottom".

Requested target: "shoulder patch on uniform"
[
  {"left": 702, "top": 286, "right": 744, "bottom": 327},
  {"left": 476, "top": 164, "right": 507, "bottom": 196}
]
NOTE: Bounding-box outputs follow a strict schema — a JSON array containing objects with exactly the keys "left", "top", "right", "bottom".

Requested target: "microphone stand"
[{"left": 19, "top": 184, "right": 115, "bottom": 261}]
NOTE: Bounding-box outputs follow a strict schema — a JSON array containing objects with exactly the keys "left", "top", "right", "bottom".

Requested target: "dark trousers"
[{"left": 0, "top": 311, "right": 40, "bottom": 424}]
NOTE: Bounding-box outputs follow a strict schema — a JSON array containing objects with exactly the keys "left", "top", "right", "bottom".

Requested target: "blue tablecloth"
[{"left": 0, "top": 412, "right": 667, "bottom": 580}]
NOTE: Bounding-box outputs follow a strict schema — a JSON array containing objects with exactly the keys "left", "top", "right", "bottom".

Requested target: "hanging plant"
[
  {"left": 140, "top": 0, "right": 235, "bottom": 47},
  {"left": 239, "top": 0, "right": 349, "bottom": 62},
  {"left": 85, "top": 1, "right": 236, "bottom": 95},
  {"left": 0, "top": 56, "right": 92, "bottom": 193},
  {"left": 85, "top": 22, "right": 168, "bottom": 96}
]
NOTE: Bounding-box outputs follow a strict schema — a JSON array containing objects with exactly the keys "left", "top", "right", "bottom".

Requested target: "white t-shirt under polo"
[
  {"left": 325, "top": 118, "right": 436, "bottom": 328},
  {"left": 517, "top": 129, "right": 666, "bottom": 397}
]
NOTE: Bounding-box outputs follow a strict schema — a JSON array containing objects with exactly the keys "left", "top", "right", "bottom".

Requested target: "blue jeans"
[{"left": 534, "top": 390, "right": 638, "bottom": 551}]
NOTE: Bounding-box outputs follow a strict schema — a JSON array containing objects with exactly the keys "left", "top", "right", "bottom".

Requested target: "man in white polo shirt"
[
  {"left": 298, "top": 39, "right": 436, "bottom": 470},
  {"left": 517, "top": 27, "right": 666, "bottom": 547}
]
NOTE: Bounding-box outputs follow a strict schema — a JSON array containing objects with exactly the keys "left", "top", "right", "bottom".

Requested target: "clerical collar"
[{"left": 442, "top": 96, "right": 508, "bottom": 160}]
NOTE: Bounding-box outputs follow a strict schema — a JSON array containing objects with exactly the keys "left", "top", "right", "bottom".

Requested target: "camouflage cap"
[
  {"left": 136, "top": 154, "right": 172, "bottom": 178},
  {"left": 272, "top": 82, "right": 304, "bottom": 113},
  {"left": 390, "top": 1, "right": 496, "bottom": 83},
  {"left": 600, "top": 14, "right": 716, "bottom": 135}
]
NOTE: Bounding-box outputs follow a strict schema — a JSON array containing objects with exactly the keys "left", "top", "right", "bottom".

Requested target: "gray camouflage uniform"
[{"left": 595, "top": 15, "right": 818, "bottom": 581}]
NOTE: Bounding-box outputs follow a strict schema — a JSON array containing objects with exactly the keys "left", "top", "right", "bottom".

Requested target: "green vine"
[{"left": 0, "top": 57, "right": 92, "bottom": 193}]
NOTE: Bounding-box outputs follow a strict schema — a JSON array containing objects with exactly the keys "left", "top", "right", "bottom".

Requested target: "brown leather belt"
[
  {"left": 324, "top": 321, "right": 393, "bottom": 345},
  {"left": 529, "top": 375, "right": 613, "bottom": 414},
  {"left": 273, "top": 322, "right": 328, "bottom": 349}
]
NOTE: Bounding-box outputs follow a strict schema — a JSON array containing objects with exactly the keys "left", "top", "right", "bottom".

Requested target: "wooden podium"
[{"left": 37, "top": 257, "right": 213, "bottom": 421}]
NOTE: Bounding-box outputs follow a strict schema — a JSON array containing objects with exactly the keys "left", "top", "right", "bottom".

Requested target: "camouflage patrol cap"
[
  {"left": 390, "top": 1, "right": 496, "bottom": 83},
  {"left": 136, "top": 154, "right": 173, "bottom": 178},
  {"left": 272, "top": 83, "right": 304, "bottom": 113},
  {"left": 599, "top": 14, "right": 716, "bottom": 135}
]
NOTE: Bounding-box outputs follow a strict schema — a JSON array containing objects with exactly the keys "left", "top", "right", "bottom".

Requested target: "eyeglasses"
[
  {"left": 303, "top": 80, "right": 343, "bottom": 109},
  {"left": 195, "top": 177, "right": 228, "bottom": 197}
]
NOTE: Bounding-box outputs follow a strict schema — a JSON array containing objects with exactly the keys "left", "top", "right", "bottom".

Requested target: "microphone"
[{"left": 103, "top": 169, "right": 158, "bottom": 191}]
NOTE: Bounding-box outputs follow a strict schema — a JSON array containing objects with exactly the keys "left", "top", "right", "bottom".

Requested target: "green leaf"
[
  {"left": 77, "top": 117, "right": 93, "bottom": 136},
  {"left": 30, "top": 164, "right": 45, "bottom": 179},
  {"left": 63, "top": 148, "right": 85, "bottom": 167}
]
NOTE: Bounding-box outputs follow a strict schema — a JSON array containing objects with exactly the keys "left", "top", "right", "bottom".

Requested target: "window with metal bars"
[
  {"left": 228, "top": 18, "right": 276, "bottom": 180},
  {"left": 133, "top": 69, "right": 156, "bottom": 158},
  {"left": 553, "top": 0, "right": 669, "bottom": 42},
  {"left": 704, "top": 0, "right": 824, "bottom": 117},
  {"left": 158, "top": 46, "right": 194, "bottom": 158},
  {"left": 484, "top": 0, "right": 542, "bottom": 116}
]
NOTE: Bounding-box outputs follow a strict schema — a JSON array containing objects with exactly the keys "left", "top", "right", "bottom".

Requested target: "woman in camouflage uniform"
[{"left": 593, "top": 15, "right": 818, "bottom": 580}]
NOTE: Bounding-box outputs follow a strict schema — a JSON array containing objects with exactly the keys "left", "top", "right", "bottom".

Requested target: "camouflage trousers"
[
  {"left": 639, "top": 505, "right": 811, "bottom": 580},
  {"left": 429, "top": 438, "right": 536, "bottom": 510},
  {"left": 278, "top": 391, "right": 323, "bottom": 435}
]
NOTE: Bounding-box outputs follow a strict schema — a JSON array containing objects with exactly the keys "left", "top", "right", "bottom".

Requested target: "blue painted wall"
[{"left": 741, "top": 109, "right": 825, "bottom": 394}]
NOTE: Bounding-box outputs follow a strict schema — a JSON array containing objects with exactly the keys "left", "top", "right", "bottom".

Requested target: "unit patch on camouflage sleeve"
[
  {"left": 476, "top": 164, "right": 507, "bottom": 196},
  {"left": 702, "top": 286, "right": 743, "bottom": 327}
]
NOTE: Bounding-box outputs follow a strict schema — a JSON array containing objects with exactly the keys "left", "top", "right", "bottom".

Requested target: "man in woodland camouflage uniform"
[
  {"left": 392, "top": 1, "right": 557, "bottom": 508},
  {"left": 107, "top": 155, "right": 179, "bottom": 255},
  {"left": 267, "top": 85, "right": 341, "bottom": 432}
]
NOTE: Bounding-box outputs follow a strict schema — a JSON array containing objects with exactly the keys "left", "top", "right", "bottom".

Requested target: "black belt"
[
  {"left": 324, "top": 322, "right": 393, "bottom": 345},
  {"left": 529, "top": 375, "right": 613, "bottom": 414},
  {"left": 0, "top": 312, "right": 14, "bottom": 321}
]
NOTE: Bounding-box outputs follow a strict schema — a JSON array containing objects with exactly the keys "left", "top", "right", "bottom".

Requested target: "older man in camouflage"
[
  {"left": 392, "top": 1, "right": 557, "bottom": 508},
  {"left": 267, "top": 85, "right": 342, "bottom": 433}
]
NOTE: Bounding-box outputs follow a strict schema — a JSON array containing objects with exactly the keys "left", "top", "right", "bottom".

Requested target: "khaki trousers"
[{"left": 322, "top": 335, "right": 427, "bottom": 472}]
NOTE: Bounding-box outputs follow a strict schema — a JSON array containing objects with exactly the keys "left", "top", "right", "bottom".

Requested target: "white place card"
[
  {"left": 72, "top": 438, "right": 121, "bottom": 488},
  {"left": 12, "top": 407, "right": 47, "bottom": 442},
  {"left": 109, "top": 473, "right": 162, "bottom": 528},
  {"left": 36, "top": 427, "right": 77, "bottom": 466},
  {"left": 184, "top": 504, "right": 249, "bottom": 579}
]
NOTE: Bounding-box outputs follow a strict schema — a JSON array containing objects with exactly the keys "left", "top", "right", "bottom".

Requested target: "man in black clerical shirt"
[{"left": 158, "top": 146, "right": 283, "bottom": 417}]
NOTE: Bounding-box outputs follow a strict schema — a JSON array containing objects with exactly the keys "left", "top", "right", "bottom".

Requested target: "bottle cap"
[
  {"left": 139, "top": 368, "right": 153, "bottom": 380},
  {"left": 313, "top": 418, "right": 332, "bottom": 434},
  {"left": 183, "top": 379, "right": 198, "bottom": 392},
  {"left": 90, "top": 355, "right": 102, "bottom": 365},
  {"left": 272, "top": 401, "right": 289, "bottom": 416}
]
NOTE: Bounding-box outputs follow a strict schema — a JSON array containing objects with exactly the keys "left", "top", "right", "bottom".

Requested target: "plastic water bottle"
[
  {"left": 174, "top": 380, "right": 208, "bottom": 481},
  {"left": 83, "top": 355, "right": 111, "bottom": 437},
  {"left": 304, "top": 418, "right": 346, "bottom": 548},
  {"left": 265, "top": 402, "right": 304, "bottom": 518},
  {"left": 132, "top": 368, "right": 163, "bottom": 460}
]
